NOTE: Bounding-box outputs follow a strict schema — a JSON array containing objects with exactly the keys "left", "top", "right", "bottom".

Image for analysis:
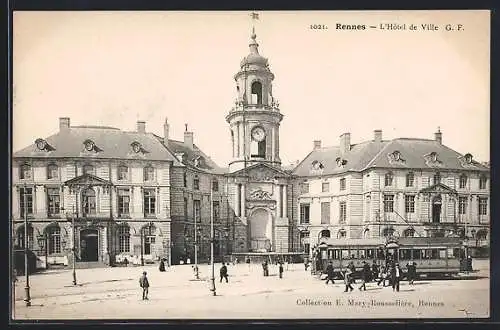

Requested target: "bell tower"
[{"left": 226, "top": 27, "right": 283, "bottom": 173}]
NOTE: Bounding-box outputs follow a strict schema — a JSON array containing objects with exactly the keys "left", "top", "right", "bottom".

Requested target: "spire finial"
[
  {"left": 249, "top": 12, "right": 259, "bottom": 52},
  {"left": 185, "top": 123, "right": 188, "bottom": 132},
  {"left": 437, "top": 126, "right": 441, "bottom": 133}
]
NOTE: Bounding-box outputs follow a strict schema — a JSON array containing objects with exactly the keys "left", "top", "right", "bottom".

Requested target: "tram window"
[
  {"left": 376, "top": 248, "right": 385, "bottom": 259},
  {"left": 428, "top": 249, "right": 439, "bottom": 259},
  {"left": 447, "top": 248, "right": 454, "bottom": 259},
  {"left": 365, "top": 249, "right": 374, "bottom": 259},
  {"left": 399, "top": 249, "right": 411, "bottom": 260},
  {"left": 453, "top": 248, "right": 463, "bottom": 258},
  {"left": 341, "top": 249, "right": 349, "bottom": 259},
  {"left": 423, "top": 250, "right": 431, "bottom": 259},
  {"left": 350, "top": 250, "right": 358, "bottom": 259},
  {"left": 321, "top": 251, "right": 327, "bottom": 259},
  {"left": 332, "top": 250, "right": 341, "bottom": 260},
  {"left": 412, "top": 249, "right": 421, "bottom": 260},
  {"left": 439, "top": 249, "right": 446, "bottom": 259}
]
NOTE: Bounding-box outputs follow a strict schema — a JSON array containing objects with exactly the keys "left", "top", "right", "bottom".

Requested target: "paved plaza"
[{"left": 12, "top": 259, "right": 490, "bottom": 320}]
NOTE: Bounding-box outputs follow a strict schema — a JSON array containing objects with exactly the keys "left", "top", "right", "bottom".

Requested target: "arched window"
[
  {"left": 16, "top": 225, "right": 34, "bottom": 249},
  {"left": 384, "top": 172, "right": 393, "bottom": 186},
  {"left": 337, "top": 230, "right": 347, "bottom": 239},
  {"left": 406, "top": 172, "right": 414, "bottom": 187},
  {"left": 459, "top": 174, "right": 468, "bottom": 189},
  {"left": 320, "top": 229, "right": 331, "bottom": 238},
  {"left": 142, "top": 225, "right": 156, "bottom": 255},
  {"left": 363, "top": 228, "right": 370, "bottom": 238},
  {"left": 47, "top": 226, "right": 61, "bottom": 254},
  {"left": 479, "top": 175, "right": 487, "bottom": 189},
  {"left": 471, "top": 229, "right": 476, "bottom": 239},
  {"left": 476, "top": 229, "right": 488, "bottom": 241},
  {"left": 118, "top": 165, "right": 128, "bottom": 181},
  {"left": 433, "top": 172, "right": 441, "bottom": 185},
  {"left": 82, "top": 188, "right": 96, "bottom": 215},
  {"left": 20, "top": 163, "right": 32, "bottom": 180},
  {"left": 83, "top": 164, "right": 94, "bottom": 175},
  {"left": 144, "top": 165, "right": 155, "bottom": 182},
  {"left": 47, "top": 163, "right": 59, "bottom": 180},
  {"left": 117, "top": 225, "right": 130, "bottom": 253},
  {"left": 382, "top": 227, "right": 394, "bottom": 237},
  {"left": 251, "top": 81, "right": 263, "bottom": 104},
  {"left": 193, "top": 175, "right": 200, "bottom": 190}
]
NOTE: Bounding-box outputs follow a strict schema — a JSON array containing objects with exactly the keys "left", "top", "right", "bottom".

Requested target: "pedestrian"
[
  {"left": 220, "top": 262, "right": 229, "bottom": 283},
  {"left": 325, "top": 261, "right": 335, "bottom": 284},
  {"left": 123, "top": 257, "right": 129, "bottom": 267},
  {"left": 304, "top": 259, "right": 309, "bottom": 271},
  {"left": 371, "top": 260, "right": 379, "bottom": 282},
  {"left": 139, "top": 271, "right": 150, "bottom": 300},
  {"left": 279, "top": 262, "right": 284, "bottom": 279},
  {"left": 377, "top": 265, "right": 388, "bottom": 287},
  {"left": 359, "top": 261, "right": 371, "bottom": 291},
  {"left": 406, "top": 261, "right": 416, "bottom": 285},
  {"left": 348, "top": 261, "right": 356, "bottom": 284},
  {"left": 343, "top": 268, "right": 354, "bottom": 292},
  {"left": 391, "top": 263, "right": 402, "bottom": 292},
  {"left": 159, "top": 258, "right": 166, "bottom": 272}
]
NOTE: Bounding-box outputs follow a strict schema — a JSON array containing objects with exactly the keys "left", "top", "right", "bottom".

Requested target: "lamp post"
[
  {"left": 23, "top": 185, "right": 31, "bottom": 307},
  {"left": 209, "top": 181, "right": 216, "bottom": 296},
  {"left": 194, "top": 216, "right": 199, "bottom": 280},
  {"left": 71, "top": 205, "right": 77, "bottom": 286}
]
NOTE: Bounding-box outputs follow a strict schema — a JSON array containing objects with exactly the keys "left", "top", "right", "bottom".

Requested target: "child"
[
  {"left": 279, "top": 262, "right": 284, "bottom": 279},
  {"left": 139, "top": 271, "right": 150, "bottom": 300}
]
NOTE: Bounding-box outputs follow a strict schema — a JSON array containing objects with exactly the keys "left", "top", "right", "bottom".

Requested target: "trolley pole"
[
  {"left": 210, "top": 183, "right": 216, "bottom": 296},
  {"left": 23, "top": 188, "right": 31, "bottom": 307}
]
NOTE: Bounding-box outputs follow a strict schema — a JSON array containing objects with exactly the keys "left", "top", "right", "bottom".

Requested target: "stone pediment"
[
  {"left": 420, "top": 183, "right": 457, "bottom": 195},
  {"left": 231, "top": 163, "right": 290, "bottom": 181},
  {"left": 64, "top": 173, "right": 113, "bottom": 187}
]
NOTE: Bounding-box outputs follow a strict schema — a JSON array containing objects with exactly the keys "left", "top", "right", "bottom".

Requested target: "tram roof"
[{"left": 321, "top": 237, "right": 462, "bottom": 247}]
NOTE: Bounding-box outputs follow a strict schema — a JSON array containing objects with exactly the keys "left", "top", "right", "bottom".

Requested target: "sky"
[{"left": 13, "top": 10, "right": 490, "bottom": 166}]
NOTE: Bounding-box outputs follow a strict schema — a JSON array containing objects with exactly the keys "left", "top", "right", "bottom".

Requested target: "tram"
[{"left": 316, "top": 236, "right": 465, "bottom": 278}]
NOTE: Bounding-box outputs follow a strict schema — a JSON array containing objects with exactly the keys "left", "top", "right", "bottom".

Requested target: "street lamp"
[
  {"left": 62, "top": 205, "right": 78, "bottom": 285},
  {"left": 22, "top": 184, "right": 31, "bottom": 307}
]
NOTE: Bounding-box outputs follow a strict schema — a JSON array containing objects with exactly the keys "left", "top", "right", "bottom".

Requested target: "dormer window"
[
  {"left": 336, "top": 157, "right": 347, "bottom": 167},
  {"left": 464, "top": 153, "right": 473, "bottom": 164},
  {"left": 311, "top": 160, "right": 324, "bottom": 171},
  {"left": 393, "top": 151, "right": 401, "bottom": 161},
  {"left": 131, "top": 141, "right": 142, "bottom": 153},
  {"left": 430, "top": 152, "right": 438, "bottom": 162},
  {"left": 84, "top": 139, "right": 96, "bottom": 152},
  {"left": 193, "top": 156, "right": 204, "bottom": 168},
  {"left": 36, "top": 138, "right": 47, "bottom": 151}
]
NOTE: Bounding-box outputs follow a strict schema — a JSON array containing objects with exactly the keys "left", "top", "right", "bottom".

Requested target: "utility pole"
[
  {"left": 210, "top": 180, "right": 216, "bottom": 296},
  {"left": 23, "top": 186, "right": 31, "bottom": 307},
  {"left": 71, "top": 205, "right": 77, "bottom": 286},
  {"left": 194, "top": 206, "right": 199, "bottom": 280}
]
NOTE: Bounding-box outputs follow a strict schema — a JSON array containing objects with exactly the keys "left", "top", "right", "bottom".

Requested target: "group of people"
[
  {"left": 262, "top": 260, "right": 285, "bottom": 278},
  {"left": 323, "top": 260, "right": 418, "bottom": 293}
]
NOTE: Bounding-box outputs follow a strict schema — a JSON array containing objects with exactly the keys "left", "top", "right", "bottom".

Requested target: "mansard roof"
[
  {"left": 164, "top": 139, "right": 227, "bottom": 175},
  {"left": 293, "top": 138, "right": 489, "bottom": 177},
  {"left": 13, "top": 126, "right": 182, "bottom": 164}
]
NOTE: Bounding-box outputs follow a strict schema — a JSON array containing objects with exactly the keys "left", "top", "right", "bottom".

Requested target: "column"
[
  {"left": 240, "top": 185, "right": 245, "bottom": 217},
  {"left": 111, "top": 187, "right": 117, "bottom": 218},
  {"left": 276, "top": 184, "right": 281, "bottom": 219},
  {"left": 239, "top": 122, "right": 245, "bottom": 158},
  {"left": 271, "top": 127, "right": 275, "bottom": 162},
  {"left": 236, "top": 123, "right": 240, "bottom": 157},
  {"left": 283, "top": 185, "right": 288, "bottom": 218}
]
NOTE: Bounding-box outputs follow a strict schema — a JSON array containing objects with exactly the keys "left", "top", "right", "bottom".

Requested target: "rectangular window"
[
  {"left": 48, "top": 228, "right": 61, "bottom": 254},
  {"left": 47, "top": 165, "right": 59, "bottom": 180},
  {"left": 144, "top": 236, "right": 155, "bottom": 255},
  {"left": 279, "top": 185, "right": 284, "bottom": 217},
  {"left": 321, "top": 202, "right": 330, "bottom": 224},
  {"left": 20, "top": 164, "right": 32, "bottom": 180},
  {"left": 212, "top": 180, "right": 219, "bottom": 192},
  {"left": 459, "top": 197, "right": 467, "bottom": 215},
  {"left": 479, "top": 197, "right": 488, "bottom": 216},
  {"left": 213, "top": 201, "right": 220, "bottom": 222},
  {"left": 406, "top": 173, "right": 414, "bottom": 187},
  {"left": 47, "top": 188, "right": 60, "bottom": 217},
  {"left": 300, "top": 183, "right": 309, "bottom": 194},
  {"left": 383, "top": 194, "right": 394, "bottom": 213},
  {"left": 300, "top": 203, "right": 310, "bottom": 224},
  {"left": 194, "top": 176, "right": 200, "bottom": 190},
  {"left": 194, "top": 200, "right": 201, "bottom": 223},
  {"left": 19, "top": 187, "right": 34, "bottom": 217},
  {"left": 118, "top": 189, "right": 130, "bottom": 216},
  {"left": 322, "top": 182, "right": 330, "bottom": 192},
  {"left": 339, "top": 201, "right": 347, "bottom": 223},
  {"left": 184, "top": 197, "right": 188, "bottom": 220},
  {"left": 479, "top": 176, "right": 487, "bottom": 189},
  {"left": 143, "top": 189, "right": 156, "bottom": 217},
  {"left": 118, "top": 227, "right": 130, "bottom": 253},
  {"left": 144, "top": 167, "right": 155, "bottom": 182},
  {"left": 459, "top": 176, "right": 467, "bottom": 189},
  {"left": 404, "top": 195, "right": 415, "bottom": 213},
  {"left": 340, "top": 178, "right": 346, "bottom": 191},
  {"left": 118, "top": 166, "right": 129, "bottom": 181}
]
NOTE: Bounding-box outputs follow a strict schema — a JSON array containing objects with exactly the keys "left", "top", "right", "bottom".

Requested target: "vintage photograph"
[{"left": 11, "top": 10, "right": 490, "bottom": 320}]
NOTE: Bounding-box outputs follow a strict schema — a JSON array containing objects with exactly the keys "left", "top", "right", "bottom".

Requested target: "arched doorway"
[
  {"left": 248, "top": 208, "right": 272, "bottom": 252},
  {"left": 80, "top": 229, "right": 99, "bottom": 262},
  {"left": 432, "top": 195, "right": 442, "bottom": 223}
]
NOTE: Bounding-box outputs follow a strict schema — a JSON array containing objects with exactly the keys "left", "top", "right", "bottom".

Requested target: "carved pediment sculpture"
[
  {"left": 249, "top": 189, "right": 272, "bottom": 200},
  {"left": 248, "top": 167, "right": 277, "bottom": 182}
]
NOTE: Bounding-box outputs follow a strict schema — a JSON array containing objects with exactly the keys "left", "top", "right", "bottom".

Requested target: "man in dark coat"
[
  {"left": 139, "top": 271, "right": 150, "bottom": 300},
  {"left": 159, "top": 259, "right": 166, "bottom": 272},
  {"left": 358, "top": 261, "right": 371, "bottom": 291},
  {"left": 406, "top": 262, "right": 416, "bottom": 285},
  {"left": 325, "top": 261, "right": 335, "bottom": 284},
  {"left": 220, "top": 262, "right": 228, "bottom": 283},
  {"left": 371, "top": 261, "right": 379, "bottom": 282},
  {"left": 391, "top": 263, "right": 402, "bottom": 292},
  {"left": 279, "top": 262, "right": 284, "bottom": 279}
]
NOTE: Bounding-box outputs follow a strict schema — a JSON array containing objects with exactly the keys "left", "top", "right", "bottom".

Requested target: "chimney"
[
  {"left": 184, "top": 124, "right": 194, "bottom": 149},
  {"left": 59, "top": 117, "right": 70, "bottom": 131},
  {"left": 137, "top": 121, "right": 146, "bottom": 134},
  {"left": 374, "top": 129, "right": 382, "bottom": 143},
  {"left": 434, "top": 127, "right": 442, "bottom": 144},
  {"left": 313, "top": 140, "right": 322, "bottom": 150},
  {"left": 340, "top": 133, "right": 351, "bottom": 154},
  {"left": 163, "top": 117, "right": 170, "bottom": 146}
]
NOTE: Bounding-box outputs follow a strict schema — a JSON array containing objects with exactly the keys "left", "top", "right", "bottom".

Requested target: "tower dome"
[{"left": 240, "top": 30, "right": 269, "bottom": 68}]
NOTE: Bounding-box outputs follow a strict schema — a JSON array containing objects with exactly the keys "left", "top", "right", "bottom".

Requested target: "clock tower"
[{"left": 226, "top": 28, "right": 283, "bottom": 173}]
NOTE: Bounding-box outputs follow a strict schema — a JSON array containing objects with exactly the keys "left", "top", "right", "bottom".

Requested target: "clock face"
[
  {"left": 251, "top": 127, "right": 266, "bottom": 142},
  {"left": 85, "top": 141, "right": 94, "bottom": 151},
  {"left": 36, "top": 140, "right": 46, "bottom": 150}
]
